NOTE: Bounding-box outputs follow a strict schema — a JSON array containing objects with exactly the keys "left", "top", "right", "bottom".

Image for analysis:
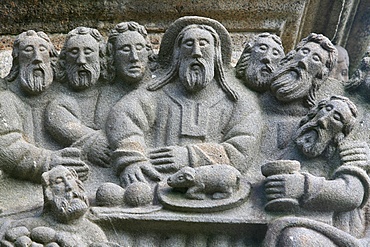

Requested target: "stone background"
[{"left": 0, "top": 0, "right": 369, "bottom": 76}]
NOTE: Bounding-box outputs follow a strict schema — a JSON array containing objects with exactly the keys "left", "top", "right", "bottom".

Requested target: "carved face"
[
  {"left": 18, "top": 35, "right": 53, "bottom": 95},
  {"left": 114, "top": 31, "right": 149, "bottom": 84},
  {"left": 64, "top": 34, "right": 100, "bottom": 91},
  {"left": 46, "top": 167, "right": 89, "bottom": 222},
  {"left": 295, "top": 99, "right": 352, "bottom": 157},
  {"left": 244, "top": 36, "right": 284, "bottom": 91},
  {"left": 271, "top": 42, "right": 330, "bottom": 102},
  {"left": 178, "top": 28, "right": 215, "bottom": 93},
  {"left": 330, "top": 47, "right": 349, "bottom": 82}
]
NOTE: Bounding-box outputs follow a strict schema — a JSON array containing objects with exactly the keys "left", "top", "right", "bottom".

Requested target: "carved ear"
[{"left": 184, "top": 171, "right": 195, "bottom": 181}]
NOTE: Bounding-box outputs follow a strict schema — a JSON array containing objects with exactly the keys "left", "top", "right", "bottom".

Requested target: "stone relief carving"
[{"left": 0, "top": 15, "right": 369, "bottom": 247}]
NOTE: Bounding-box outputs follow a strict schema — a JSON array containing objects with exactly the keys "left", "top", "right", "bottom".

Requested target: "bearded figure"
[
  {"left": 294, "top": 95, "right": 357, "bottom": 158},
  {"left": 5, "top": 30, "right": 58, "bottom": 95},
  {"left": 41, "top": 166, "right": 89, "bottom": 223},
  {"left": 56, "top": 27, "right": 105, "bottom": 91},
  {"left": 235, "top": 33, "right": 284, "bottom": 92},
  {"left": 270, "top": 33, "right": 337, "bottom": 107}
]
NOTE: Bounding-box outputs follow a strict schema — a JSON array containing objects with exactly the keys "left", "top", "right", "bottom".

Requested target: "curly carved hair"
[
  {"left": 56, "top": 27, "right": 106, "bottom": 83},
  {"left": 105, "top": 21, "right": 154, "bottom": 83}
]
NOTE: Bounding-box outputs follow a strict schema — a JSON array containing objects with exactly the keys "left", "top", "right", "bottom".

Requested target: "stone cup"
[{"left": 261, "top": 160, "right": 301, "bottom": 212}]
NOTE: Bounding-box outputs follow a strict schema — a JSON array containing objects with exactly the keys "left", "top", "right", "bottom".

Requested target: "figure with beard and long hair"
[
  {"left": 106, "top": 16, "right": 261, "bottom": 200},
  {"left": 263, "top": 95, "right": 370, "bottom": 247},
  {"left": 46, "top": 27, "right": 117, "bottom": 170},
  {"left": 259, "top": 33, "right": 338, "bottom": 164},
  {"left": 235, "top": 33, "right": 285, "bottom": 93},
  {"left": 0, "top": 166, "right": 117, "bottom": 247},
  {"left": 0, "top": 30, "right": 88, "bottom": 185}
]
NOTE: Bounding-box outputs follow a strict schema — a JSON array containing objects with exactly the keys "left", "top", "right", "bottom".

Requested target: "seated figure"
[
  {"left": 263, "top": 96, "right": 370, "bottom": 246},
  {"left": 0, "top": 166, "right": 116, "bottom": 246}
]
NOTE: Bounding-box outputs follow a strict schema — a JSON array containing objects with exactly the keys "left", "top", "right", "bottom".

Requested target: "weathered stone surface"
[{"left": 0, "top": 6, "right": 370, "bottom": 246}]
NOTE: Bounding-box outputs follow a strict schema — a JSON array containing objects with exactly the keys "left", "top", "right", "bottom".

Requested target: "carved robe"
[
  {"left": 106, "top": 80, "right": 262, "bottom": 178},
  {"left": 0, "top": 84, "right": 59, "bottom": 183}
]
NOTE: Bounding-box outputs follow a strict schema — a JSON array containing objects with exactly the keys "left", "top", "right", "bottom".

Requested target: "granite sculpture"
[
  {"left": 235, "top": 32, "right": 285, "bottom": 92},
  {"left": 0, "top": 166, "right": 115, "bottom": 247},
  {"left": 0, "top": 15, "right": 369, "bottom": 247},
  {"left": 0, "top": 30, "right": 88, "bottom": 183}
]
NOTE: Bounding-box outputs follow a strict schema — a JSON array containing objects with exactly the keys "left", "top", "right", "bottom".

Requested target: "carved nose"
[
  {"left": 317, "top": 117, "right": 328, "bottom": 129},
  {"left": 192, "top": 43, "right": 202, "bottom": 58},
  {"left": 130, "top": 49, "right": 139, "bottom": 62},
  {"left": 77, "top": 54, "right": 87, "bottom": 65},
  {"left": 261, "top": 57, "right": 271, "bottom": 64},
  {"left": 297, "top": 60, "right": 307, "bottom": 70},
  {"left": 32, "top": 51, "right": 43, "bottom": 64}
]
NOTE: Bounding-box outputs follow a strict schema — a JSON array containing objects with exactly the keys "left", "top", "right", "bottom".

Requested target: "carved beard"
[
  {"left": 270, "top": 66, "right": 313, "bottom": 102},
  {"left": 295, "top": 121, "right": 335, "bottom": 158},
  {"left": 65, "top": 63, "right": 100, "bottom": 91},
  {"left": 244, "top": 59, "right": 273, "bottom": 91},
  {"left": 19, "top": 63, "right": 53, "bottom": 95},
  {"left": 52, "top": 191, "right": 89, "bottom": 223},
  {"left": 179, "top": 57, "right": 214, "bottom": 93}
]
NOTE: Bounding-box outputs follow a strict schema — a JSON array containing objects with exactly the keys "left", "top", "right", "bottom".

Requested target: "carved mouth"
[{"left": 260, "top": 65, "right": 273, "bottom": 75}]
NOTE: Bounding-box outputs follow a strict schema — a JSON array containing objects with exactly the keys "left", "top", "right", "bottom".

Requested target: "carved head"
[
  {"left": 346, "top": 47, "right": 370, "bottom": 91},
  {"left": 329, "top": 45, "right": 349, "bottom": 82},
  {"left": 235, "top": 33, "right": 284, "bottom": 92},
  {"left": 167, "top": 166, "right": 196, "bottom": 188},
  {"left": 41, "top": 166, "right": 89, "bottom": 223},
  {"left": 295, "top": 95, "right": 357, "bottom": 158},
  {"left": 5, "top": 30, "right": 58, "bottom": 95},
  {"left": 270, "top": 33, "right": 338, "bottom": 107},
  {"left": 148, "top": 23, "right": 238, "bottom": 101},
  {"left": 107, "top": 22, "right": 153, "bottom": 85},
  {"left": 57, "top": 27, "right": 105, "bottom": 91}
]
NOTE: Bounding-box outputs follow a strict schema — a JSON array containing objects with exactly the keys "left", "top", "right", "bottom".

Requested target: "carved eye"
[
  {"left": 136, "top": 44, "right": 145, "bottom": 51},
  {"left": 69, "top": 48, "right": 79, "bottom": 55},
  {"left": 39, "top": 45, "right": 47, "bottom": 52},
  {"left": 84, "top": 48, "right": 94, "bottom": 55},
  {"left": 301, "top": 48, "right": 310, "bottom": 55},
  {"left": 312, "top": 54, "right": 322, "bottom": 63},
  {"left": 24, "top": 46, "right": 34, "bottom": 52},
  {"left": 55, "top": 177, "right": 63, "bottom": 184},
  {"left": 66, "top": 174, "right": 73, "bottom": 180},
  {"left": 199, "top": 39, "right": 209, "bottom": 47},
  {"left": 272, "top": 48, "right": 280, "bottom": 57},
  {"left": 341, "top": 69, "right": 348, "bottom": 76},
  {"left": 184, "top": 40, "right": 194, "bottom": 47},
  {"left": 259, "top": 44, "right": 268, "bottom": 51},
  {"left": 333, "top": 112, "right": 342, "bottom": 122},
  {"left": 119, "top": 45, "right": 131, "bottom": 52},
  {"left": 325, "top": 105, "right": 333, "bottom": 111},
  {"left": 178, "top": 175, "right": 184, "bottom": 180}
]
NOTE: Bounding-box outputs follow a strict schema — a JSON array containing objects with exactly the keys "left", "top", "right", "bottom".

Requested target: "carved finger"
[
  {"left": 264, "top": 181, "right": 284, "bottom": 188},
  {"left": 60, "top": 148, "right": 81, "bottom": 157},
  {"left": 142, "top": 166, "right": 162, "bottom": 181},
  {"left": 153, "top": 164, "right": 177, "bottom": 172},
  {"left": 265, "top": 187, "right": 284, "bottom": 194},
  {"left": 266, "top": 193, "right": 284, "bottom": 201},
  {"left": 148, "top": 151, "right": 173, "bottom": 159},
  {"left": 340, "top": 148, "right": 366, "bottom": 156},
  {"left": 341, "top": 154, "right": 367, "bottom": 162},
  {"left": 150, "top": 158, "right": 174, "bottom": 165},
  {"left": 134, "top": 171, "right": 147, "bottom": 183}
]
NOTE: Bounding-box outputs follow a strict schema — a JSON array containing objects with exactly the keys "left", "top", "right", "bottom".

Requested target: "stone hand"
[
  {"left": 87, "top": 134, "right": 112, "bottom": 168},
  {"left": 339, "top": 141, "right": 370, "bottom": 169},
  {"left": 49, "top": 147, "right": 90, "bottom": 181},
  {"left": 120, "top": 162, "right": 163, "bottom": 187},
  {"left": 148, "top": 146, "right": 189, "bottom": 172},
  {"left": 264, "top": 173, "right": 305, "bottom": 202}
]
